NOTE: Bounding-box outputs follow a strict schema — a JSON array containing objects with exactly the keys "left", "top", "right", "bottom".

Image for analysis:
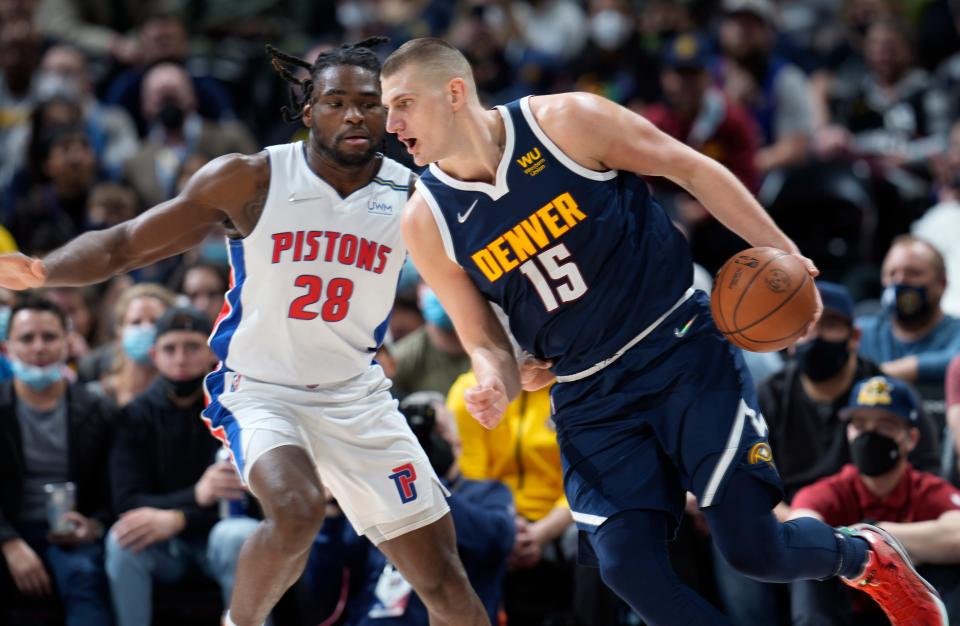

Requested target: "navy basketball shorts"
[{"left": 551, "top": 291, "right": 783, "bottom": 535}]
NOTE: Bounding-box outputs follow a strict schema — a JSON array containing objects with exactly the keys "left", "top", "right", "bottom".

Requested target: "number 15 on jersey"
[{"left": 519, "top": 243, "right": 587, "bottom": 312}]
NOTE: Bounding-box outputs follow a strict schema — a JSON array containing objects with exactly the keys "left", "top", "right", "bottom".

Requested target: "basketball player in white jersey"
[{"left": 0, "top": 38, "right": 489, "bottom": 626}]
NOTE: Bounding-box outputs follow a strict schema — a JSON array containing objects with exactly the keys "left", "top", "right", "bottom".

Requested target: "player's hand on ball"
[
  {"left": 0, "top": 253, "right": 46, "bottom": 290},
  {"left": 793, "top": 253, "right": 823, "bottom": 334},
  {"left": 519, "top": 353, "right": 554, "bottom": 391},
  {"left": 465, "top": 376, "right": 508, "bottom": 429}
]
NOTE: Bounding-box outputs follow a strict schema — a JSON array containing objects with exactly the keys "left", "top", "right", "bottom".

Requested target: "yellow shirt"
[{"left": 448, "top": 371, "right": 567, "bottom": 521}]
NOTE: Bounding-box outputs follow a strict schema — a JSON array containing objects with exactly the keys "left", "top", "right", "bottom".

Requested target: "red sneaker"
[{"left": 840, "top": 524, "right": 948, "bottom": 626}]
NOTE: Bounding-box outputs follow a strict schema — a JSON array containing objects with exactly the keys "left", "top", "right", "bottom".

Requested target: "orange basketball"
[{"left": 710, "top": 247, "right": 817, "bottom": 352}]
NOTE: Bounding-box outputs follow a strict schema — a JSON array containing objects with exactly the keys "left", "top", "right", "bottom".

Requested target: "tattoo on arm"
[{"left": 232, "top": 177, "right": 269, "bottom": 237}]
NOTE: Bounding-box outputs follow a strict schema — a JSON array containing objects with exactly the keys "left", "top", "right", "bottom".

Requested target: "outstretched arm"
[
  {"left": 402, "top": 192, "right": 520, "bottom": 429},
  {"left": 0, "top": 153, "right": 266, "bottom": 289},
  {"left": 530, "top": 93, "right": 810, "bottom": 263}
]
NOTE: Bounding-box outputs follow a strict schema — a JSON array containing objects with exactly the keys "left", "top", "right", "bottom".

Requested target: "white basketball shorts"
[{"left": 202, "top": 363, "right": 449, "bottom": 545}]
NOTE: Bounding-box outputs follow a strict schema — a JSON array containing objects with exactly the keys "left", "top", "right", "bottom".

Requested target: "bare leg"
[
  {"left": 378, "top": 512, "right": 489, "bottom": 626},
  {"left": 228, "top": 446, "right": 326, "bottom": 626}
]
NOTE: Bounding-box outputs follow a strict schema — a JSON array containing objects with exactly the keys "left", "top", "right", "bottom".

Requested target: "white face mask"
[
  {"left": 34, "top": 71, "right": 83, "bottom": 101},
  {"left": 590, "top": 10, "right": 633, "bottom": 51}
]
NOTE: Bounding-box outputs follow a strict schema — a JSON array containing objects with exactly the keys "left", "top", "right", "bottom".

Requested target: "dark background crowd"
[{"left": 2, "top": 0, "right": 960, "bottom": 624}]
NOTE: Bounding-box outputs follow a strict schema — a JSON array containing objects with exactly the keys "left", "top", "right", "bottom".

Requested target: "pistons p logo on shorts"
[{"left": 388, "top": 463, "right": 418, "bottom": 504}]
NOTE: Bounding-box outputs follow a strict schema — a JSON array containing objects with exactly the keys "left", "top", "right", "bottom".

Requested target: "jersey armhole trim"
[
  {"left": 238, "top": 146, "right": 276, "bottom": 244},
  {"left": 414, "top": 180, "right": 460, "bottom": 265},
  {"left": 519, "top": 96, "right": 617, "bottom": 182}
]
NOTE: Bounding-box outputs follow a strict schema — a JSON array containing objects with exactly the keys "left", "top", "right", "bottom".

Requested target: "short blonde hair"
[{"left": 382, "top": 37, "right": 474, "bottom": 86}]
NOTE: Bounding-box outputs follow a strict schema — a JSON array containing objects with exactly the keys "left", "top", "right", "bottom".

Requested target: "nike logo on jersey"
[
  {"left": 288, "top": 193, "right": 325, "bottom": 204},
  {"left": 457, "top": 199, "right": 479, "bottom": 223},
  {"left": 673, "top": 314, "right": 698, "bottom": 338}
]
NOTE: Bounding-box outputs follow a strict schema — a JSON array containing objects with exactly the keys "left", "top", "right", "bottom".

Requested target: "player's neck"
[
  {"left": 304, "top": 140, "right": 381, "bottom": 197},
  {"left": 435, "top": 107, "right": 504, "bottom": 185},
  {"left": 859, "top": 461, "right": 908, "bottom": 499}
]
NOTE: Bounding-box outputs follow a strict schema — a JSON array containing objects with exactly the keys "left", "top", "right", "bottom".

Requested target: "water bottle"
[{"left": 216, "top": 448, "right": 246, "bottom": 519}]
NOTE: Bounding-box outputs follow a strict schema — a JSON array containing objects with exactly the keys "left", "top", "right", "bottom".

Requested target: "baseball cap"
[
  {"left": 154, "top": 306, "right": 213, "bottom": 341},
  {"left": 816, "top": 281, "right": 855, "bottom": 321},
  {"left": 661, "top": 33, "right": 712, "bottom": 71},
  {"left": 840, "top": 375, "right": 920, "bottom": 426},
  {"left": 722, "top": 0, "right": 777, "bottom": 23}
]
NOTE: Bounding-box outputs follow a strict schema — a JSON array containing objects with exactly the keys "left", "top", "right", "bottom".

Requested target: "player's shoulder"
[
  {"left": 192, "top": 150, "right": 270, "bottom": 190},
  {"left": 527, "top": 91, "right": 615, "bottom": 121}
]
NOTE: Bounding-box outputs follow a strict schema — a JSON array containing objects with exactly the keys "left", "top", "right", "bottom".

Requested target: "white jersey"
[{"left": 209, "top": 142, "right": 411, "bottom": 386}]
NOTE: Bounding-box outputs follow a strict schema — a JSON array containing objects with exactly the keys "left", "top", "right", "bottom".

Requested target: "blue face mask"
[
  {"left": 420, "top": 290, "right": 455, "bottom": 332},
  {"left": 397, "top": 258, "right": 421, "bottom": 295},
  {"left": 0, "top": 306, "right": 11, "bottom": 342},
  {"left": 122, "top": 324, "right": 157, "bottom": 364},
  {"left": 199, "top": 239, "right": 230, "bottom": 266},
  {"left": 11, "top": 360, "right": 64, "bottom": 390},
  {"left": 882, "top": 283, "right": 932, "bottom": 325}
]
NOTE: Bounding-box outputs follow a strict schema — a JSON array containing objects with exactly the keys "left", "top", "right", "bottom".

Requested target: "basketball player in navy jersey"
[
  {"left": 380, "top": 38, "right": 947, "bottom": 626},
  {"left": 0, "top": 40, "right": 490, "bottom": 626}
]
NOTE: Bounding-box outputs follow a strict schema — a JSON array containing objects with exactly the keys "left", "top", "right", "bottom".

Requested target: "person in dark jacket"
[
  {"left": 104, "top": 307, "right": 256, "bottom": 626},
  {"left": 0, "top": 296, "right": 115, "bottom": 626}
]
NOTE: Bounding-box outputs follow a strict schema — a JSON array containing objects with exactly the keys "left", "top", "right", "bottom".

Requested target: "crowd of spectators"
[{"left": 2, "top": 0, "right": 960, "bottom": 624}]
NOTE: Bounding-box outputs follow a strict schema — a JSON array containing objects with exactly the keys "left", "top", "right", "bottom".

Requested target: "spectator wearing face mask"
[
  {"left": 33, "top": 44, "right": 139, "bottom": 180},
  {"left": 122, "top": 62, "right": 256, "bottom": 209},
  {"left": 856, "top": 235, "right": 960, "bottom": 409},
  {"left": 568, "top": 0, "right": 660, "bottom": 108},
  {"left": 789, "top": 375, "right": 960, "bottom": 624},
  {"left": 0, "top": 296, "right": 116, "bottom": 626},
  {"left": 766, "top": 281, "right": 942, "bottom": 499},
  {"left": 85, "top": 283, "right": 176, "bottom": 407},
  {"left": 711, "top": 281, "right": 941, "bottom": 626},
  {"left": 389, "top": 285, "right": 471, "bottom": 397},
  {"left": 106, "top": 306, "right": 257, "bottom": 626}
]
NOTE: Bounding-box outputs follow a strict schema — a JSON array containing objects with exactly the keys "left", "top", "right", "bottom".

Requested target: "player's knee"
[
  {"left": 266, "top": 487, "right": 326, "bottom": 542},
  {"left": 598, "top": 547, "right": 640, "bottom": 596}
]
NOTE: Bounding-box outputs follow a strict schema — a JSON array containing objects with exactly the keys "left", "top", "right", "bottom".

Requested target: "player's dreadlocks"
[{"left": 266, "top": 36, "right": 390, "bottom": 123}]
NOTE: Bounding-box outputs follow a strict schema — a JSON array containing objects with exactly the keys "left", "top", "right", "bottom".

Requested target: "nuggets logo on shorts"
[
  {"left": 388, "top": 463, "right": 418, "bottom": 504},
  {"left": 748, "top": 442, "right": 774, "bottom": 466}
]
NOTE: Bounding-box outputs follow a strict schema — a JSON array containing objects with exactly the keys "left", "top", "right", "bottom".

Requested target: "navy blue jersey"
[{"left": 416, "top": 96, "right": 693, "bottom": 376}]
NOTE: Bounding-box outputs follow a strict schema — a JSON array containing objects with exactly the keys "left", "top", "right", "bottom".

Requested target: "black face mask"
[
  {"left": 883, "top": 283, "right": 934, "bottom": 327},
  {"left": 158, "top": 100, "right": 185, "bottom": 131},
  {"left": 162, "top": 375, "right": 205, "bottom": 399},
  {"left": 795, "top": 337, "right": 850, "bottom": 382},
  {"left": 850, "top": 431, "right": 901, "bottom": 477}
]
